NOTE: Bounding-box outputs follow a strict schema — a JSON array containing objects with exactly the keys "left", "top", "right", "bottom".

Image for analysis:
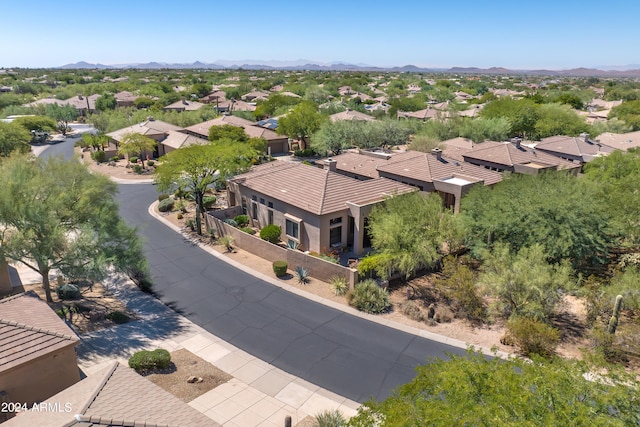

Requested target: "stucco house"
[
  {"left": 227, "top": 161, "right": 415, "bottom": 255},
  {"left": 594, "top": 130, "right": 640, "bottom": 151},
  {"left": 329, "top": 109, "right": 376, "bottom": 122},
  {"left": 534, "top": 133, "right": 616, "bottom": 163},
  {"left": 105, "top": 118, "right": 183, "bottom": 159},
  {"left": 157, "top": 130, "right": 209, "bottom": 156},
  {"left": 163, "top": 99, "right": 206, "bottom": 112},
  {"left": 0, "top": 292, "right": 80, "bottom": 413}
]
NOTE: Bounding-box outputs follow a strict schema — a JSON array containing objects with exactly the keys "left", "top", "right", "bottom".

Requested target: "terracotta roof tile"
[
  {"left": 535, "top": 135, "right": 615, "bottom": 159},
  {"left": 0, "top": 292, "right": 78, "bottom": 372},
  {"left": 462, "top": 141, "right": 580, "bottom": 170},
  {"left": 330, "top": 110, "right": 375, "bottom": 122}
]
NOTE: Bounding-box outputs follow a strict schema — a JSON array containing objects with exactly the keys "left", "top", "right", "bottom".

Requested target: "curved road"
[{"left": 37, "top": 138, "right": 468, "bottom": 402}]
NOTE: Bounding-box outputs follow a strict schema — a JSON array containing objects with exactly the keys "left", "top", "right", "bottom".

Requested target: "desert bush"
[
  {"left": 203, "top": 195, "right": 217, "bottom": 210},
  {"left": 185, "top": 218, "right": 195, "bottom": 231},
  {"left": 272, "top": 260, "right": 288, "bottom": 276},
  {"left": 503, "top": 317, "right": 560, "bottom": 358},
  {"left": 296, "top": 266, "right": 310, "bottom": 284},
  {"left": 314, "top": 409, "right": 346, "bottom": 427},
  {"left": 219, "top": 235, "right": 234, "bottom": 251},
  {"left": 147, "top": 160, "right": 155, "bottom": 166},
  {"left": 109, "top": 156, "right": 120, "bottom": 162},
  {"left": 158, "top": 194, "right": 170, "bottom": 202},
  {"left": 400, "top": 300, "right": 424, "bottom": 322},
  {"left": 132, "top": 164, "right": 143, "bottom": 174},
  {"left": 434, "top": 306, "right": 454, "bottom": 323},
  {"left": 106, "top": 310, "right": 130, "bottom": 324},
  {"left": 260, "top": 224, "right": 281, "bottom": 244},
  {"left": 239, "top": 227, "right": 255, "bottom": 235},
  {"left": 348, "top": 279, "right": 390, "bottom": 314},
  {"left": 90, "top": 150, "right": 106, "bottom": 163},
  {"left": 128, "top": 156, "right": 139, "bottom": 164},
  {"left": 234, "top": 214, "right": 250, "bottom": 227},
  {"left": 128, "top": 349, "right": 171, "bottom": 372},
  {"left": 175, "top": 199, "right": 188, "bottom": 213},
  {"left": 56, "top": 283, "right": 81, "bottom": 300},
  {"left": 294, "top": 148, "right": 316, "bottom": 157},
  {"left": 434, "top": 256, "right": 486, "bottom": 322},
  {"left": 224, "top": 218, "right": 238, "bottom": 227},
  {"left": 330, "top": 276, "right": 349, "bottom": 296},
  {"left": 158, "top": 197, "right": 175, "bottom": 212}
]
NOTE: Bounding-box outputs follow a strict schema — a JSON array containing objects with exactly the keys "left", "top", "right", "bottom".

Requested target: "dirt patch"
[
  {"left": 143, "top": 349, "right": 232, "bottom": 402},
  {"left": 23, "top": 281, "right": 137, "bottom": 334}
]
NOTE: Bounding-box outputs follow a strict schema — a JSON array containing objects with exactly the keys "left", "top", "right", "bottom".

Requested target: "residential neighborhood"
[{"left": 2, "top": 59, "right": 640, "bottom": 426}]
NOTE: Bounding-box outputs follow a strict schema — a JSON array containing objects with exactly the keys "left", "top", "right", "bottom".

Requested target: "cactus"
[{"left": 607, "top": 295, "right": 623, "bottom": 335}]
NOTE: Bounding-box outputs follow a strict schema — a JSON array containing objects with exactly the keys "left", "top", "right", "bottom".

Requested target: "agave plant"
[{"left": 295, "top": 266, "right": 310, "bottom": 285}]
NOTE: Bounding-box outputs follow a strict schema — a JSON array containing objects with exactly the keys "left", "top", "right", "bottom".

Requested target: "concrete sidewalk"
[{"left": 69, "top": 274, "right": 360, "bottom": 427}]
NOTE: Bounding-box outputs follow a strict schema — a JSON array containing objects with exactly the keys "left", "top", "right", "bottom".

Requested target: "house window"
[
  {"left": 330, "top": 226, "right": 342, "bottom": 246},
  {"left": 329, "top": 217, "right": 342, "bottom": 225},
  {"left": 260, "top": 198, "right": 265, "bottom": 205},
  {"left": 286, "top": 219, "right": 299, "bottom": 239},
  {"left": 251, "top": 195, "right": 257, "bottom": 201},
  {"left": 268, "top": 202, "right": 273, "bottom": 208},
  {"left": 252, "top": 202, "right": 258, "bottom": 219},
  {"left": 268, "top": 209, "right": 273, "bottom": 225}
]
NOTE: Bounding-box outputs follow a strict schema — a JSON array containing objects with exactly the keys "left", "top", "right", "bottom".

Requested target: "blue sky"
[{"left": 2, "top": 0, "right": 638, "bottom": 69}]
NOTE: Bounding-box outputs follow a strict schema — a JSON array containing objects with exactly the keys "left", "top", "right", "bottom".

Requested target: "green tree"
[
  {"left": 13, "top": 115, "right": 57, "bottom": 133},
  {"left": 95, "top": 93, "right": 117, "bottom": 111},
  {"left": 191, "top": 83, "right": 211, "bottom": 98},
  {"left": 154, "top": 141, "right": 256, "bottom": 234},
  {"left": 0, "top": 122, "right": 31, "bottom": 157},
  {"left": 348, "top": 350, "right": 640, "bottom": 427},
  {"left": 609, "top": 100, "right": 640, "bottom": 131},
  {"left": 480, "top": 97, "right": 539, "bottom": 139},
  {"left": 534, "top": 103, "right": 588, "bottom": 138},
  {"left": 367, "top": 192, "right": 460, "bottom": 280},
  {"left": 479, "top": 243, "right": 574, "bottom": 320},
  {"left": 0, "top": 155, "right": 147, "bottom": 302},
  {"left": 208, "top": 124, "right": 248, "bottom": 143},
  {"left": 461, "top": 172, "right": 614, "bottom": 271},
  {"left": 117, "top": 133, "right": 157, "bottom": 167},
  {"left": 277, "top": 101, "right": 324, "bottom": 147},
  {"left": 46, "top": 103, "right": 78, "bottom": 135}
]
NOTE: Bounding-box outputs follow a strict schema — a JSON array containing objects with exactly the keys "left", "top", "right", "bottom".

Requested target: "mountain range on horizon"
[{"left": 55, "top": 60, "right": 640, "bottom": 77}]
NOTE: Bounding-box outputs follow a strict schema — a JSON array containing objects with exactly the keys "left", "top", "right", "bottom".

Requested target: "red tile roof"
[{"left": 0, "top": 292, "right": 78, "bottom": 373}]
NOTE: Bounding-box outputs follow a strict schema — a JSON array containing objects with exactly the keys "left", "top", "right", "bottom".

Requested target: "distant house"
[
  {"left": 534, "top": 133, "right": 615, "bottom": 163},
  {"left": 158, "top": 130, "right": 209, "bottom": 156},
  {"left": 3, "top": 362, "right": 217, "bottom": 426},
  {"left": 106, "top": 118, "right": 183, "bottom": 159},
  {"left": 25, "top": 94, "right": 99, "bottom": 116},
  {"left": 114, "top": 91, "right": 138, "bottom": 107},
  {"left": 329, "top": 109, "right": 376, "bottom": 122},
  {"left": 397, "top": 107, "right": 449, "bottom": 121},
  {"left": 182, "top": 115, "right": 289, "bottom": 154},
  {"left": 0, "top": 292, "right": 80, "bottom": 414},
  {"left": 461, "top": 139, "right": 581, "bottom": 174},
  {"left": 163, "top": 99, "right": 206, "bottom": 112},
  {"left": 240, "top": 90, "right": 270, "bottom": 102},
  {"left": 593, "top": 130, "right": 640, "bottom": 151},
  {"left": 331, "top": 149, "right": 502, "bottom": 212},
  {"left": 201, "top": 90, "right": 227, "bottom": 104},
  {"left": 227, "top": 161, "right": 415, "bottom": 254}
]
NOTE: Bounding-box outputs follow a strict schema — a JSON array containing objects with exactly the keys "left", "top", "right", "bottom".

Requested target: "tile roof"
[
  {"left": 183, "top": 116, "right": 284, "bottom": 141},
  {"left": 106, "top": 120, "right": 182, "bottom": 142},
  {"left": 163, "top": 99, "right": 206, "bottom": 111},
  {"left": 230, "top": 162, "right": 415, "bottom": 215},
  {"left": 0, "top": 292, "right": 78, "bottom": 373},
  {"left": 161, "top": 130, "right": 209, "bottom": 150},
  {"left": 331, "top": 151, "right": 392, "bottom": 178},
  {"left": 594, "top": 130, "right": 640, "bottom": 151},
  {"left": 377, "top": 151, "right": 503, "bottom": 186},
  {"left": 535, "top": 135, "right": 616, "bottom": 160},
  {"left": 329, "top": 109, "right": 376, "bottom": 122},
  {"left": 462, "top": 141, "right": 580, "bottom": 170},
  {"left": 397, "top": 108, "right": 449, "bottom": 120},
  {"left": 3, "top": 362, "right": 218, "bottom": 427}
]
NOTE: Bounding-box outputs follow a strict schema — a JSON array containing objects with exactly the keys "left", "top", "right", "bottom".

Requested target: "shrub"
[
  {"left": 272, "top": 260, "right": 288, "bottom": 276},
  {"left": 132, "top": 164, "right": 143, "bottom": 174},
  {"left": 400, "top": 300, "right": 424, "bottom": 322},
  {"left": 158, "top": 197, "right": 175, "bottom": 212},
  {"left": 158, "top": 194, "right": 170, "bottom": 202},
  {"left": 57, "top": 283, "right": 81, "bottom": 300},
  {"left": 314, "top": 409, "right": 346, "bottom": 427},
  {"left": 349, "top": 279, "right": 390, "bottom": 314},
  {"left": 504, "top": 317, "right": 560, "bottom": 358},
  {"left": 260, "top": 224, "right": 281, "bottom": 244},
  {"left": 434, "top": 306, "right": 454, "bottom": 323},
  {"left": 176, "top": 213, "right": 183, "bottom": 220},
  {"left": 185, "top": 218, "right": 195, "bottom": 231},
  {"left": 128, "top": 349, "right": 171, "bottom": 373},
  {"left": 295, "top": 266, "right": 310, "bottom": 285},
  {"left": 110, "top": 156, "right": 120, "bottom": 162},
  {"left": 175, "top": 199, "right": 188, "bottom": 213},
  {"left": 147, "top": 160, "right": 155, "bottom": 166},
  {"left": 294, "top": 148, "right": 316, "bottom": 157},
  {"left": 434, "top": 256, "right": 486, "bottom": 323},
  {"left": 318, "top": 254, "right": 339, "bottom": 264},
  {"left": 219, "top": 235, "right": 234, "bottom": 251},
  {"left": 234, "top": 214, "right": 249, "bottom": 227},
  {"left": 106, "top": 310, "right": 130, "bottom": 324},
  {"left": 224, "top": 218, "right": 238, "bottom": 227},
  {"left": 129, "top": 156, "right": 139, "bottom": 164},
  {"left": 203, "top": 195, "right": 217, "bottom": 210},
  {"left": 330, "top": 276, "right": 349, "bottom": 296},
  {"left": 90, "top": 150, "right": 106, "bottom": 163},
  {"left": 239, "top": 227, "right": 255, "bottom": 235}
]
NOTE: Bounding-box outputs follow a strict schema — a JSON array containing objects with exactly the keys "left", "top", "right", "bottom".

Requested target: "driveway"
[{"left": 115, "top": 182, "right": 468, "bottom": 403}]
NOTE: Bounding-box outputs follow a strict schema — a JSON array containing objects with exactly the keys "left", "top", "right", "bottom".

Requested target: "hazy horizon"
[{"left": 2, "top": 0, "right": 639, "bottom": 69}]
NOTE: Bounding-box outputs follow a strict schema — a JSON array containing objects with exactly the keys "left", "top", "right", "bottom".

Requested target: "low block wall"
[{"left": 205, "top": 212, "right": 357, "bottom": 287}]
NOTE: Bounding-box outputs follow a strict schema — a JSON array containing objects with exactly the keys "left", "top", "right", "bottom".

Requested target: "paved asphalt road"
[
  {"left": 35, "top": 138, "right": 469, "bottom": 402},
  {"left": 115, "top": 183, "right": 468, "bottom": 402}
]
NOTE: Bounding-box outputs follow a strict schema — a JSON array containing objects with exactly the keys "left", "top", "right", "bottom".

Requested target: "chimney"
[
  {"left": 511, "top": 137, "right": 522, "bottom": 148},
  {"left": 324, "top": 158, "right": 337, "bottom": 172},
  {"left": 77, "top": 94, "right": 83, "bottom": 100},
  {"left": 580, "top": 132, "right": 590, "bottom": 144},
  {"left": 430, "top": 148, "right": 442, "bottom": 160}
]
